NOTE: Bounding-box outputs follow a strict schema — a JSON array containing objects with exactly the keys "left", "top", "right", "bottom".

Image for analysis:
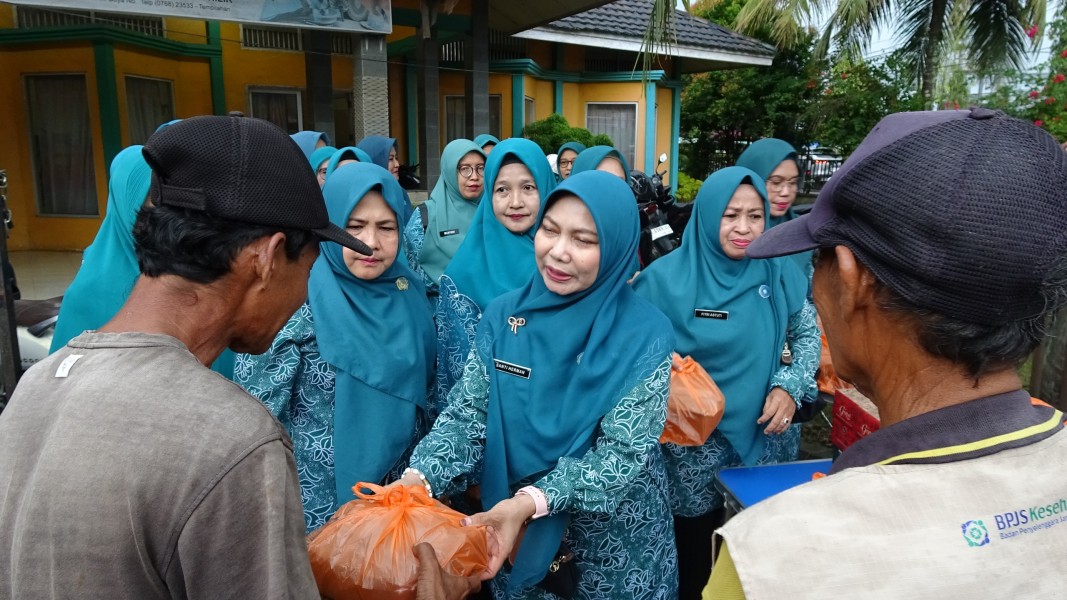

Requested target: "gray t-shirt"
[{"left": 0, "top": 332, "right": 319, "bottom": 599}]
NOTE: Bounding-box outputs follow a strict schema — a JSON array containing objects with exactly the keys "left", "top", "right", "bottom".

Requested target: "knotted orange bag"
[
  {"left": 660, "top": 353, "right": 726, "bottom": 446},
  {"left": 307, "top": 483, "right": 489, "bottom": 600}
]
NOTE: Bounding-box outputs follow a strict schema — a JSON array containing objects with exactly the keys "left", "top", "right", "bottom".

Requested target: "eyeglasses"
[
  {"left": 767, "top": 178, "right": 798, "bottom": 191},
  {"left": 558, "top": 159, "right": 575, "bottom": 169},
  {"left": 458, "top": 164, "right": 485, "bottom": 178}
]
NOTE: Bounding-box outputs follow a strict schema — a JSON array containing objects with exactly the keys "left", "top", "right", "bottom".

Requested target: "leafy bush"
[
  {"left": 522, "top": 114, "right": 613, "bottom": 155},
  {"left": 674, "top": 171, "right": 703, "bottom": 203}
]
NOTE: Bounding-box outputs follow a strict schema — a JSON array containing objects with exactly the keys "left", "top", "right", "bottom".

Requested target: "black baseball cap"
[
  {"left": 748, "top": 108, "right": 1067, "bottom": 325},
  {"left": 142, "top": 115, "right": 371, "bottom": 255}
]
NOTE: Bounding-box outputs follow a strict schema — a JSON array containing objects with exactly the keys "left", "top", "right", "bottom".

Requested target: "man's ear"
[
  {"left": 834, "top": 245, "right": 877, "bottom": 317},
  {"left": 250, "top": 232, "right": 289, "bottom": 289}
]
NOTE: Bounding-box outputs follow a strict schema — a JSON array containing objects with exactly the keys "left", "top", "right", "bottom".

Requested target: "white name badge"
[{"left": 493, "top": 359, "right": 532, "bottom": 379}]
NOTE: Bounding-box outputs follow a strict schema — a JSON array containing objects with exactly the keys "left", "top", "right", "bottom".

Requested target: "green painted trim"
[
  {"left": 554, "top": 80, "right": 563, "bottom": 114},
  {"left": 206, "top": 21, "right": 226, "bottom": 115},
  {"left": 511, "top": 74, "right": 524, "bottom": 137},
  {"left": 405, "top": 62, "right": 419, "bottom": 164},
  {"left": 392, "top": 8, "right": 471, "bottom": 32},
  {"left": 490, "top": 58, "right": 668, "bottom": 83},
  {"left": 0, "top": 25, "right": 221, "bottom": 57},
  {"left": 93, "top": 41, "right": 122, "bottom": 173},
  {"left": 644, "top": 81, "right": 656, "bottom": 172},
  {"left": 670, "top": 86, "right": 681, "bottom": 187},
  {"left": 553, "top": 45, "right": 564, "bottom": 113}
]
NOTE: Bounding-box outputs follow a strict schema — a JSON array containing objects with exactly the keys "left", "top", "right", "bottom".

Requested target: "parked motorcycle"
[
  {"left": 629, "top": 154, "right": 692, "bottom": 268},
  {"left": 398, "top": 163, "right": 421, "bottom": 191}
]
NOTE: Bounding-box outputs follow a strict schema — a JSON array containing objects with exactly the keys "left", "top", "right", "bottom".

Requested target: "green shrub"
[
  {"left": 523, "top": 113, "right": 614, "bottom": 155},
  {"left": 674, "top": 171, "right": 702, "bottom": 203}
]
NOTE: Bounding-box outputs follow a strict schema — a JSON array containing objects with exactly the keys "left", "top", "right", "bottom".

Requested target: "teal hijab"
[
  {"left": 324, "top": 146, "right": 373, "bottom": 179},
  {"left": 419, "top": 139, "right": 486, "bottom": 282},
  {"left": 51, "top": 145, "right": 150, "bottom": 352},
  {"left": 309, "top": 145, "right": 337, "bottom": 171},
  {"left": 356, "top": 135, "right": 397, "bottom": 170},
  {"left": 291, "top": 131, "right": 331, "bottom": 160},
  {"left": 632, "top": 166, "right": 807, "bottom": 465},
  {"left": 479, "top": 171, "right": 675, "bottom": 589},
  {"left": 311, "top": 162, "right": 435, "bottom": 499},
  {"left": 571, "top": 145, "right": 631, "bottom": 179},
  {"left": 736, "top": 138, "right": 811, "bottom": 275},
  {"left": 444, "top": 138, "right": 556, "bottom": 309},
  {"left": 736, "top": 138, "right": 800, "bottom": 227},
  {"left": 474, "top": 134, "right": 500, "bottom": 150}
]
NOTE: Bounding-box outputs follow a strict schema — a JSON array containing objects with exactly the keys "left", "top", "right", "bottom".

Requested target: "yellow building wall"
[
  {"left": 0, "top": 44, "right": 108, "bottom": 250},
  {"left": 218, "top": 22, "right": 306, "bottom": 115},
  {"left": 526, "top": 76, "right": 555, "bottom": 123},
  {"left": 164, "top": 17, "right": 207, "bottom": 45},
  {"left": 0, "top": 4, "right": 14, "bottom": 28},
  {"left": 561, "top": 82, "right": 583, "bottom": 126}
]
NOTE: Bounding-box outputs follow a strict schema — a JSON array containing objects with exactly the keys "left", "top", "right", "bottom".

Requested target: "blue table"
[{"left": 714, "top": 459, "right": 833, "bottom": 520}]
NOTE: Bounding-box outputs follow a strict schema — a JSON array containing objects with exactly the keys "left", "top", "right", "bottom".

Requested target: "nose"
[
  {"left": 361, "top": 227, "right": 381, "bottom": 251},
  {"left": 735, "top": 216, "right": 752, "bottom": 234}
]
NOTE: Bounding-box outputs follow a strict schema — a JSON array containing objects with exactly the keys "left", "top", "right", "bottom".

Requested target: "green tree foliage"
[
  {"left": 673, "top": 171, "right": 704, "bottom": 202},
  {"left": 522, "top": 114, "right": 613, "bottom": 156},
  {"left": 807, "top": 54, "right": 925, "bottom": 155},
  {"left": 679, "top": 0, "right": 821, "bottom": 177}
]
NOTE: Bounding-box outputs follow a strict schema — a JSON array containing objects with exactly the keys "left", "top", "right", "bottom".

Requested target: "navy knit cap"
[
  {"left": 143, "top": 114, "right": 371, "bottom": 255},
  {"left": 747, "top": 108, "right": 1067, "bottom": 325}
]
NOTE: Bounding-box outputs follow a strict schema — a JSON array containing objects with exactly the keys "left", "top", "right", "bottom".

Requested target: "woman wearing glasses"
[
  {"left": 406, "top": 139, "right": 487, "bottom": 303},
  {"left": 433, "top": 138, "right": 556, "bottom": 418},
  {"left": 736, "top": 139, "right": 809, "bottom": 276}
]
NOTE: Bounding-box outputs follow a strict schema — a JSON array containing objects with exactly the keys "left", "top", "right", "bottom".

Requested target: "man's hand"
[{"left": 414, "top": 543, "right": 481, "bottom": 600}]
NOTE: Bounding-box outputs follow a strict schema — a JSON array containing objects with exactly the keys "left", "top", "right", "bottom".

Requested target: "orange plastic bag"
[
  {"left": 816, "top": 333, "right": 852, "bottom": 394},
  {"left": 660, "top": 353, "right": 726, "bottom": 446},
  {"left": 307, "top": 483, "right": 489, "bottom": 600}
]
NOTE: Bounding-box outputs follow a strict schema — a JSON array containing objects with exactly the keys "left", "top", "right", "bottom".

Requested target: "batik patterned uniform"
[{"left": 410, "top": 352, "right": 679, "bottom": 600}]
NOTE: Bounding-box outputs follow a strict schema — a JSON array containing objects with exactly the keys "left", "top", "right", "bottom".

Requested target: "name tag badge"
[
  {"left": 694, "top": 309, "right": 729, "bottom": 320},
  {"left": 439, "top": 228, "right": 460, "bottom": 237},
  {"left": 493, "top": 359, "right": 532, "bottom": 379}
]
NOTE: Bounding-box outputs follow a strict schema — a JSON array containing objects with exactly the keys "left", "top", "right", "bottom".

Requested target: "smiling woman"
[{"left": 432, "top": 139, "right": 557, "bottom": 416}]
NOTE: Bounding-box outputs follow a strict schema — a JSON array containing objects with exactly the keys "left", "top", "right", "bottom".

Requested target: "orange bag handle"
[{"left": 352, "top": 482, "right": 437, "bottom": 508}]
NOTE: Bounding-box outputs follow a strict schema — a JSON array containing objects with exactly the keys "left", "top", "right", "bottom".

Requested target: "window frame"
[
  {"left": 584, "top": 101, "right": 639, "bottom": 169},
  {"left": 247, "top": 87, "right": 304, "bottom": 134}
]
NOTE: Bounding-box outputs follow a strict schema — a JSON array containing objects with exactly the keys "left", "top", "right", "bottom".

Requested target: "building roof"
[
  {"left": 490, "top": 0, "right": 617, "bottom": 34},
  {"left": 515, "top": 0, "right": 775, "bottom": 73}
]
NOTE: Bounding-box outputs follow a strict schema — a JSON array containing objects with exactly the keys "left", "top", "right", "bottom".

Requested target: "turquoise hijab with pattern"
[
  {"left": 444, "top": 138, "right": 556, "bottom": 309},
  {"left": 312, "top": 163, "right": 435, "bottom": 497},
  {"left": 478, "top": 171, "right": 675, "bottom": 589},
  {"left": 51, "top": 145, "right": 150, "bottom": 352},
  {"left": 632, "top": 166, "right": 807, "bottom": 465},
  {"left": 571, "top": 145, "right": 631, "bottom": 179},
  {"left": 419, "top": 139, "right": 486, "bottom": 282}
]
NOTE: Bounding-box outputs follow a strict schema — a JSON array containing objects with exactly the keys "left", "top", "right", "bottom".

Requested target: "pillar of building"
[
  {"left": 353, "top": 34, "right": 390, "bottom": 143},
  {"left": 304, "top": 30, "right": 335, "bottom": 142},
  {"left": 417, "top": 29, "right": 441, "bottom": 190},
  {"left": 464, "top": 0, "right": 489, "bottom": 138}
]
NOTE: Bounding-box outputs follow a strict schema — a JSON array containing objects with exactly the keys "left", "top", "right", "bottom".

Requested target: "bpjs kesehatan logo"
[{"left": 970, "top": 497, "right": 1067, "bottom": 545}]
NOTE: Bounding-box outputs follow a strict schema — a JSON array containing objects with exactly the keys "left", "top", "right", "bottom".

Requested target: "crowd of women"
[{"left": 51, "top": 121, "right": 819, "bottom": 600}]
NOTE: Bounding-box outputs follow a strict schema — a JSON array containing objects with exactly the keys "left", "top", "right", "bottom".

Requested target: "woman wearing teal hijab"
[
  {"left": 433, "top": 138, "right": 555, "bottom": 415},
  {"left": 403, "top": 171, "right": 678, "bottom": 599},
  {"left": 236, "top": 162, "right": 435, "bottom": 532},
  {"left": 405, "top": 139, "right": 486, "bottom": 301},
  {"left": 309, "top": 145, "right": 337, "bottom": 187},
  {"left": 474, "top": 133, "right": 500, "bottom": 153},
  {"left": 631, "top": 166, "right": 819, "bottom": 598},
  {"left": 51, "top": 145, "right": 150, "bottom": 353},
  {"left": 323, "top": 146, "right": 373, "bottom": 180},
  {"left": 555, "top": 141, "right": 586, "bottom": 180},
  {"left": 570, "top": 145, "right": 631, "bottom": 180},
  {"left": 736, "top": 138, "right": 801, "bottom": 227},
  {"left": 291, "top": 130, "right": 331, "bottom": 160}
]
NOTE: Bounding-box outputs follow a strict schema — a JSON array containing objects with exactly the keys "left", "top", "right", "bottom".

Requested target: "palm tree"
[
  {"left": 732, "top": 0, "right": 1044, "bottom": 101},
  {"left": 643, "top": 0, "right": 1047, "bottom": 101}
]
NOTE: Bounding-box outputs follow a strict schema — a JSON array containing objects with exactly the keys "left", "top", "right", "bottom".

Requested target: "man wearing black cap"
[
  {"left": 0, "top": 115, "right": 372, "bottom": 598},
  {"left": 704, "top": 109, "right": 1067, "bottom": 598}
]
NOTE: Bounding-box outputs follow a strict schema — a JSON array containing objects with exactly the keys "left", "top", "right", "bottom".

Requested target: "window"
[
  {"left": 242, "top": 25, "right": 302, "bottom": 51},
  {"left": 444, "top": 95, "right": 502, "bottom": 143},
  {"left": 25, "top": 74, "right": 98, "bottom": 217},
  {"left": 524, "top": 97, "right": 535, "bottom": 125},
  {"left": 126, "top": 76, "right": 174, "bottom": 145},
  {"left": 16, "top": 7, "right": 163, "bottom": 37},
  {"left": 586, "top": 103, "right": 637, "bottom": 169},
  {"left": 249, "top": 89, "right": 302, "bottom": 134}
]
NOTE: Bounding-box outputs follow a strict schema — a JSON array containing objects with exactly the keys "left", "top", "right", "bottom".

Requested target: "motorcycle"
[
  {"left": 629, "top": 154, "right": 692, "bottom": 268},
  {"left": 398, "top": 163, "right": 421, "bottom": 191}
]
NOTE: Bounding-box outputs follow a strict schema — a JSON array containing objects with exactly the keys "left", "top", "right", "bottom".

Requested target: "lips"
[
  {"left": 731, "top": 239, "right": 751, "bottom": 248},
  {"left": 544, "top": 266, "right": 572, "bottom": 283},
  {"left": 773, "top": 202, "right": 791, "bottom": 211},
  {"left": 507, "top": 213, "right": 529, "bottom": 221},
  {"left": 358, "top": 258, "right": 380, "bottom": 266}
]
